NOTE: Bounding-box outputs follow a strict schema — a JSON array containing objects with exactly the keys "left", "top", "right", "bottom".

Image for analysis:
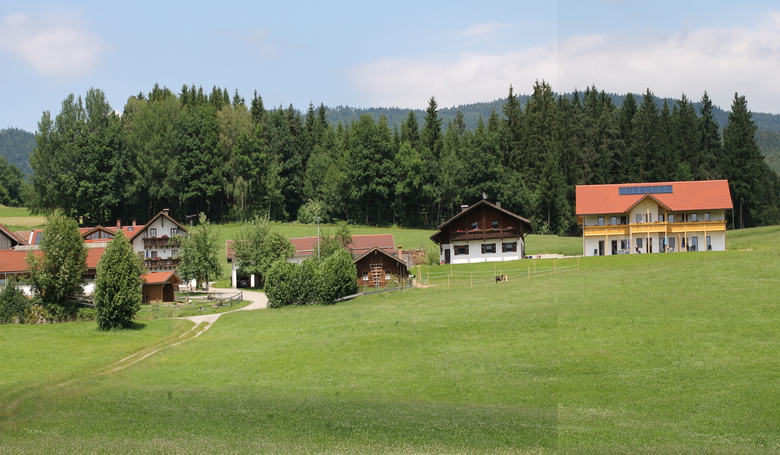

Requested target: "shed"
[
  {"left": 353, "top": 247, "right": 410, "bottom": 289},
  {"left": 141, "top": 271, "right": 183, "bottom": 303}
]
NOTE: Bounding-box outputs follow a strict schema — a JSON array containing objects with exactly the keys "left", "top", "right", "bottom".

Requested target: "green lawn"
[
  {"left": 2, "top": 226, "right": 779, "bottom": 453},
  {"left": 0, "top": 205, "right": 45, "bottom": 230}
]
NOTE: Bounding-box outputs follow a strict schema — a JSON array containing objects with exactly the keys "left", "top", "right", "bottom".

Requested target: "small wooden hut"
[{"left": 141, "top": 271, "right": 183, "bottom": 303}]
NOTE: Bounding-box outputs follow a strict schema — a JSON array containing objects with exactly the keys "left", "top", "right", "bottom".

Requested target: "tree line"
[{"left": 26, "top": 81, "right": 780, "bottom": 233}]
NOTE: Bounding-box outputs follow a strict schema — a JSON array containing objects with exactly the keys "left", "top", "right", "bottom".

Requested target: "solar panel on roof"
[{"left": 618, "top": 185, "right": 673, "bottom": 196}]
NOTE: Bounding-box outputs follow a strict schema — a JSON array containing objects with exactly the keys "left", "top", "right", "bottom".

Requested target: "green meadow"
[
  {"left": 1, "top": 226, "right": 780, "bottom": 453},
  {"left": 0, "top": 205, "right": 45, "bottom": 231}
]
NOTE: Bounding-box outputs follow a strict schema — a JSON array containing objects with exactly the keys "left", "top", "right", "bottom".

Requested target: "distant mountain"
[{"left": 0, "top": 128, "right": 35, "bottom": 177}]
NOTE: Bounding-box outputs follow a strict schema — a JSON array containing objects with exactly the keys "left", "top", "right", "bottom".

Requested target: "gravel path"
[{"left": 179, "top": 286, "right": 267, "bottom": 328}]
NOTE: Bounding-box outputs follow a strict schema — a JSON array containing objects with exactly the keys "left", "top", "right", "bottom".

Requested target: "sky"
[{"left": 2, "top": 0, "right": 780, "bottom": 132}]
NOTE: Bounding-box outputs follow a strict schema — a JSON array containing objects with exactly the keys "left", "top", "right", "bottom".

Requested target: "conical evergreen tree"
[{"left": 94, "top": 231, "right": 142, "bottom": 330}]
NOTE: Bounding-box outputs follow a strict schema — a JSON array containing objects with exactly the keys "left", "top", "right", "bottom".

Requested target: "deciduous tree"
[{"left": 94, "top": 230, "right": 142, "bottom": 330}]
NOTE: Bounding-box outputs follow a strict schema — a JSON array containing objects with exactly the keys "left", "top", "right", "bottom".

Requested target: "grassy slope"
[
  {"left": 0, "top": 205, "right": 45, "bottom": 230},
  {"left": 1, "top": 227, "right": 779, "bottom": 453}
]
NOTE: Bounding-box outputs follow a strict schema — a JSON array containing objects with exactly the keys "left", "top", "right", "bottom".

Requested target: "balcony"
[
  {"left": 143, "top": 237, "right": 182, "bottom": 248},
  {"left": 583, "top": 220, "right": 726, "bottom": 237},
  {"left": 449, "top": 228, "right": 520, "bottom": 242},
  {"left": 144, "top": 258, "right": 181, "bottom": 268}
]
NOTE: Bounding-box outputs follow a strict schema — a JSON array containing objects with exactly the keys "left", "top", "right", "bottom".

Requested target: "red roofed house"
[
  {"left": 126, "top": 210, "right": 187, "bottom": 273},
  {"left": 429, "top": 199, "right": 533, "bottom": 264},
  {"left": 0, "top": 247, "right": 105, "bottom": 295},
  {"left": 576, "top": 180, "right": 733, "bottom": 256}
]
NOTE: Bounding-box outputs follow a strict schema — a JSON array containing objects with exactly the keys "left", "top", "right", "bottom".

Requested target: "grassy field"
[
  {"left": 0, "top": 205, "right": 45, "bottom": 230},
  {"left": 1, "top": 226, "right": 779, "bottom": 453}
]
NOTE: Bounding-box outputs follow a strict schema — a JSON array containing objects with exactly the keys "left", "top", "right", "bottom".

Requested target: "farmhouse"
[
  {"left": 353, "top": 246, "right": 409, "bottom": 288},
  {"left": 576, "top": 180, "right": 733, "bottom": 256},
  {"left": 429, "top": 199, "right": 533, "bottom": 264},
  {"left": 126, "top": 210, "right": 187, "bottom": 273},
  {"left": 0, "top": 222, "right": 27, "bottom": 250},
  {"left": 0, "top": 247, "right": 105, "bottom": 294}
]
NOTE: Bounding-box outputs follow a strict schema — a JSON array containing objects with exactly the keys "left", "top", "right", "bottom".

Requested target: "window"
[
  {"left": 151, "top": 251, "right": 157, "bottom": 259},
  {"left": 481, "top": 244, "right": 496, "bottom": 254},
  {"left": 454, "top": 245, "right": 469, "bottom": 255},
  {"left": 172, "top": 250, "right": 178, "bottom": 258},
  {"left": 502, "top": 242, "right": 516, "bottom": 252},
  {"left": 636, "top": 214, "right": 642, "bottom": 223},
  {"left": 658, "top": 214, "right": 664, "bottom": 222},
  {"left": 598, "top": 217, "right": 604, "bottom": 226},
  {"left": 669, "top": 214, "right": 675, "bottom": 223},
  {"left": 620, "top": 216, "right": 627, "bottom": 225},
  {"left": 491, "top": 220, "right": 499, "bottom": 229},
  {"left": 471, "top": 221, "right": 478, "bottom": 230},
  {"left": 691, "top": 213, "right": 698, "bottom": 222},
  {"left": 149, "top": 228, "right": 157, "bottom": 237},
  {"left": 659, "top": 237, "right": 666, "bottom": 252},
  {"left": 170, "top": 228, "right": 178, "bottom": 236},
  {"left": 636, "top": 238, "right": 643, "bottom": 248},
  {"left": 669, "top": 237, "right": 676, "bottom": 251},
  {"left": 621, "top": 240, "right": 627, "bottom": 250},
  {"left": 691, "top": 236, "right": 698, "bottom": 251},
  {"left": 611, "top": 216, "right": 617, "bottom": 225},
  {"left": 705, "top": 212, "right": 710, "bottom": 221},
  {"left": 648, "top": 214, "right": 653, "bottom": 223},
  {"left": 706, "top": 236, "right": 712, "bottom": 251},
  {"left": 362, "top": 272, "right": 368, "bottom": 281}
]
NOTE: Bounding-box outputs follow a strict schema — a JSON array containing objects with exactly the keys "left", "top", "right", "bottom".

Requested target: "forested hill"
[
  {"left": 325, "top": 94, "right": 780, "bottom": 175},
  {"left": 0, "top": 128, "right": 35, "bottom": 177}
]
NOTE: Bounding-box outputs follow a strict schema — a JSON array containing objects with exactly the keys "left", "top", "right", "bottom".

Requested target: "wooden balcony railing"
[
  {"left": 143, "top": 237, "right": 182, "bottom": 248},
  {"left": 448, "top": 228, "right": 520, "bottom": 242},
  {"left": 144, "top": 258, "right": 181, "bottom": 268},
  {"left": 583, "top": 220, "right": 726, "bottom": 236}
]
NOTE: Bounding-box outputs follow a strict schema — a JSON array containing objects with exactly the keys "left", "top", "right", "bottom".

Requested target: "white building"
[
  {"left": 429, "top": 199, "right": 533, "bottom": 264},
  {"left": 126, "top": 210, "right": 188, "bottom": 272},
  {"left": 576, "top": 180, "right": 733, "bottom": 256}
]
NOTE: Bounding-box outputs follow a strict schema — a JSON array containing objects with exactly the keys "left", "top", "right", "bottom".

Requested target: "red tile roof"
[
  {"left": 575, "top": 180, "right": 733, "bottom": 215},
  {"left": 141, "top": 271, "right": 183, "bottom": 285},
  {"left": 290, "top": 234, "right": 396, "bottom": 258},
  {"left": 0, "top": 248, "right": 104, "bottom": 273}
]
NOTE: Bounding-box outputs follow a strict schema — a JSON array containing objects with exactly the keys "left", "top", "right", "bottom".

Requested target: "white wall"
[{"left": 440, "top": 238, "right": 524, "bottom": 264}]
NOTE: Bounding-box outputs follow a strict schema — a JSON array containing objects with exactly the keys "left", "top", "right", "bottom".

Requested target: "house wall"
[
  {"left": 355, "top": 253, "right": 408, "bottom": 288},
  {"left": 132, "top": 216, "right": 183, "bottom": 272},
  {"left": 439, "top": 238, "right": 524, "bottom": 264},
  {"left": 583, "top": 207, "right": 729, "bottom": 256}
]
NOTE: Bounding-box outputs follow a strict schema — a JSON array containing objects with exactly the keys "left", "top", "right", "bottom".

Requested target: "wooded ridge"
[{"left": 2, "top": 82, "right": 779, "bottom": 233}]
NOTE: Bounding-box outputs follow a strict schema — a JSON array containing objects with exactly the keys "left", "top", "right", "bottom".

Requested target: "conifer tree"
[
  {"left": 697, "top": 92, "right": 722, "bottom": 180},
  {"left": 94, "top": 231, "right": 142, "bottom": 330}
]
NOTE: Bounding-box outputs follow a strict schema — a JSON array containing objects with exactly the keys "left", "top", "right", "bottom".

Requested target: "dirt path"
[{"left": 3, "top": 288, "right": 268, "bottom": 414}]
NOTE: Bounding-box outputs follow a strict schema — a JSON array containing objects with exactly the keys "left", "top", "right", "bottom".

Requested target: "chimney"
[
  {"left": 397, "top": 245, "right": 403, "bottom": 259},
  {"left": 163, "top": 208, "right": 169, "bottom": 216},
  {"left": 132, "top": 219, "right": 137, "bottom": 228},
  {"left": 496, "top": 202, "right": 502, "bottom": 209},
  {"left": 461, "top": 204, "right": 469, "bottom": 212},
  {"left": 116, "top": 219, "right": 121, "bottom": 228}
]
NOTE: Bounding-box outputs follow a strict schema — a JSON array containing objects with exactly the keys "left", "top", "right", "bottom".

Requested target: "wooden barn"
[
  {"left": 353, "top": 247, "right": 409, "bottom": 289},
  {"left": 141, "top": 271, "right": 183, "bottom": 303}
]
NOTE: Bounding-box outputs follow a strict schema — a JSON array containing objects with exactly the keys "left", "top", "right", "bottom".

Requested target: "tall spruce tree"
[{"left": 94, "top": 231, "right": 142, "bottom": 330}]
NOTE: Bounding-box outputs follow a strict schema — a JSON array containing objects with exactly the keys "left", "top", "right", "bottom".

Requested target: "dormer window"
[{"left": 150, "top": 228, "right": 157, "bottom": 237}]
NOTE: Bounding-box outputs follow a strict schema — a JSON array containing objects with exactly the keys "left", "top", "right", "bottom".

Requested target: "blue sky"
[{"left": 2, "top": 1, "right": 780, "bottom": 132}]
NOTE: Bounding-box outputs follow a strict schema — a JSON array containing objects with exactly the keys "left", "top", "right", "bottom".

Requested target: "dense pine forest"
[{"left": 5, "top": 81, "right": 780, "bottom": 234}]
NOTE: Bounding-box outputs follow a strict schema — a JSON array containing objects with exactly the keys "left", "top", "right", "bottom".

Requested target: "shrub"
[
  {"left": 265, "top": 260, "right": 296, "bottom": 308},
  {"left": 25, "top": 304, "right": 48, "bottom": 324},
  {"left": 0, "top": 279, "right": 30, "bottom": 324},
  {"left": 320, "top": 249, "right": 357, "bottom": 303},
  {"left": 77, "top": 307, "right": 97, "bottom": 322},
  {"left": 294, "top": 259, "right": 320, "bottom": 305}
]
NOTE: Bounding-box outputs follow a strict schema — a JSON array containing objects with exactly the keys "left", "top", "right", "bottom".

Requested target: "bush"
[
  {"left": 266, "top": 250, "right": 357, "bottom": 308},
  {"left": 0, "top": 279, "right": 30, "bottom": 324},
  {"left": 265, "top": 260, "right": 296, "bottom": 308},
  {"left": 25, "top": 304, "right": 48, "bottom": 324},
  {"left": 77, "top": 307, "right": 97, "bottom": 322},
  {"left": 94, "top": 231, "right": 142, "bottom": 330}
]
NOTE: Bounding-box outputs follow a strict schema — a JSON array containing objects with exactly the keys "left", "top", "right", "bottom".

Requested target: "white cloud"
[
  {"left": 463, "top": 22, "right": 510, "bottom": 37},
  {"left": 349, "top": 14, "right": 780, "bottom": 113},
  {"left": 0, "top": 12, "right": 108, "bottom": 80}
]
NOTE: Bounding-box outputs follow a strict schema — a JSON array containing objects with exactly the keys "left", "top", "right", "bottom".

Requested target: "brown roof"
[
  {"left": 352, "top": 246, "right": 408, "bottom": 268},
  {"left": 575, "top": 180, "right": 733, "bottom": 215},
  {"left": 141, "top": 271, "right": 184, "bottom": 285},
  {"left": 290, "top": 234, "right": 396, "bottom": 258},
  {"left": 429, "top": 199, "right": 533, "bottom": 244},
  {"left": 0, "top": 222, "right": 27, "bottom": 247}
]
